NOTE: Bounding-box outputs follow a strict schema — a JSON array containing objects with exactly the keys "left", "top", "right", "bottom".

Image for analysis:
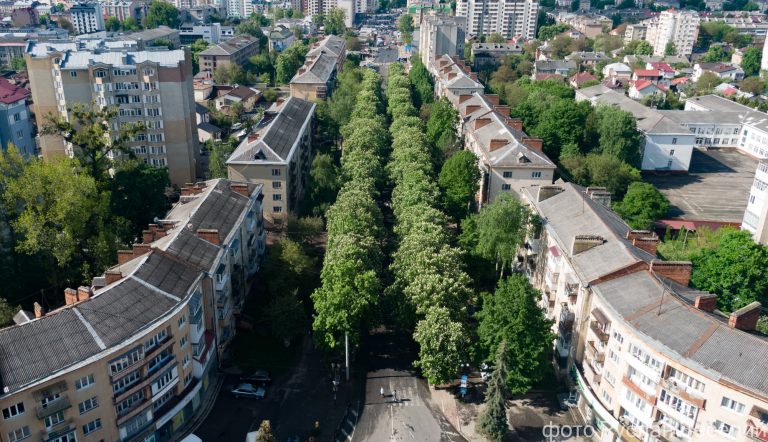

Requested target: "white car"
[{"left": 231, "top": 383, "right": 266, "bottom": 399}]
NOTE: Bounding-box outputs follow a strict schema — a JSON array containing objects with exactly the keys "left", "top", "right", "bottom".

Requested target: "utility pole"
[{"left": 345, "top": 332, "right": 350, "bottom": 381}]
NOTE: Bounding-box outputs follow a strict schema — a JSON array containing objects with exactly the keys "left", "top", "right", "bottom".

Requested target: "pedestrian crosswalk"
[{"left": 387, "top": 384, "right": 420, "bottom": 407}]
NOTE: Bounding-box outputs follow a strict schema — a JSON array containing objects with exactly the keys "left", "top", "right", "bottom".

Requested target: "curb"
[{"left": 173, "top": 373, "right": 226, "bottom": 441}]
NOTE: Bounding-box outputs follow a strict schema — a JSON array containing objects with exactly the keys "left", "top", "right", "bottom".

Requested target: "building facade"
[
  {"left": 456, "top": 0, "right": 538, "bottom": 39},
  {"left": 743, "top": 160, "right": 768, "bottom": 244},
  {"left": 289, "top": 35, "right": 345, "bottom": 101},
  {"left": 69, "top": 2, "right": 105, "bottom": 35},
  {"left": 429, "top": 55, "right": 484, "bottom": 105},
  {"left": 102, "top": 0, "right": 147, "bottom": 23},
  {"left": 227, "top": 97, "right": 315, "bottom": 222},
  {"left": 198, "top": 34, "right": 259, "bottom": 73},
  {"left": 470, "top": 42, "right": 523, "bottom": 71},
  {"left": 521, "top": 182, "right": 768, "bottom": 442},
  {"left": 419, "top": 15, "right": 465, "bottom": 68},
  {"left": 0, "top": 179, "right": 265, "bottom": 442},
  {"left": 25, "top": 39, "right": 201, "bottom": 185},
  {"left": 645, "top": 9, "right": 700, "bottom": 57},
  {"left": 0, "top": 77, "right": 34, "bottom": 157}
]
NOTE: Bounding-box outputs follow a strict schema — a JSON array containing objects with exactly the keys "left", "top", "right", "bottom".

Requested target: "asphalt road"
[
  {"left": 373, "top": 48, "right": 400, "bottom": 64},
  {"left": 352, "top": 328, "right": 465, "bottom": 442}
]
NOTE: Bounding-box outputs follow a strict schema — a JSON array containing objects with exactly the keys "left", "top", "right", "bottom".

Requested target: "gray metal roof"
[
  {"left": 165, "top": 228, "right": 221, "bottom": 270},
  {"left": 199, "top": 34, "right": 257, "bottom": 56}
]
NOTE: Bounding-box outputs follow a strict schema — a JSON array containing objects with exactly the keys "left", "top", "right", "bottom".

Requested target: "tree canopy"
[
  {"left": 613, "top": 182, "right": 670, "bottom": 230},
  {"left": 438, "top": 150, "right": 480, "bottom": 222},
  {"left": 275, "top": 42, "right": 309, "bottom": 84},
  {"left": 145, "top": 0, "right": 180, "bottom": 28},
  {"left": 398, "top": 14, "right": 414, "bottom": 44},
  {"left": 324, "top": 8, "right": 346, "bottom": 35}
]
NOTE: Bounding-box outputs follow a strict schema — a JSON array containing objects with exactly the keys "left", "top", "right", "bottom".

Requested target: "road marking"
[{"left": 390, "top": 404, "right": 394, "bottom": 438}]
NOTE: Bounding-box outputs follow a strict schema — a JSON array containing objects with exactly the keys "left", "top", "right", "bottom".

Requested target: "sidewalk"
[
  {"left": 172, "top": 373, "right": 226, "bottom": 442},
  {"left": 429, "top": 386, "right": 486, "bottom": 442}
]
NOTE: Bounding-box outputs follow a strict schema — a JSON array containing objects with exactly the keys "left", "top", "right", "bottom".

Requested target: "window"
[
  {"left": 112, "top": 369, "right": 141, "bottom": 394},
  {"left": 721, "top": 397, "right": 746, "bottom": 414},
  {"left": 600, "top": 390, "right": 612, "bottom": 405},
  {"left": 609, "top": 349, "right": 619, "bottom": 364},
  {"left": 2, "top": 402, "right": 25, "bottom": 419},
  {"left": 603, "top": 370, "right": 616, "bottom": 386},
  {"left": 624, "top": 388, "right": 647, "bottom": 412},
  {"left": 147, "top": 348, "right": 172, "bottom": 373},
  {"left": 183, "top": 353, "right": 190, "bottom": 368},
  {"left": 78, "top": 397, "right": 98, "bottom": 414},
  {"left": 184, "top": 372, "right": 193, "bottom": 386},
  {"left": 94, "top": 70, "right": 106, "bottom": 78},
  {"left": 531, "top": 171, "right": 542, "bottom": 178},
  {"left": 611, "top": 330, "right": 624, "bottom": 345},
  {"left": 83, "top": 418, "right": 102, "bottom": 435},
  {"left": 714, "top": 420, "right": 738, "bottom": 439},
  {"left": 669, "top": 149, "right": 675, "bottom": 156},
  {"left": 180, "top": 335, "right": 188, "bottom": 348},
  {"left": 16, "top": 130, "right": 22, "bottom": 139},
  {"left": 273, "top": 206, "right": 283, "bottom": 213},
  {"left": 272, "top": 168, "right": 281, "bottom": 176},
  {"left": 667, "top": 367, "right": 705, "bottom": 393},
  {"left": 7, "top": 426, "right": 30, "bottom": 442},
  {"left": 501, "top": 184, "right": 511, "bottom": 191},
  {"left": 110, "top": 347, "right": 143, "bottom": 375},
  {"left": 272, "top": 194, "right": 282, "bottom": 201},
  {"left": 44, "top": 411, "right": 65, "bottom": 429},
  {"left": 178, "top": 315, "right": 186, "bottom": 328},
  {"left": 628, "top": 343, "right": 662, "bottom": 372},
  {"left": 272, "top": 181, "right": 282, "bottom": 189},
  {"left": 68, "top": 70, "right": 77, "bottom": 78},
  {"left": 153, "top": 369, "right": 175, "bottom": 391},
  {"left": 13, "top": 113, "right": 20, "bottom": 122},
  {"left": 671, "top": 137, "right": 677, "bottom": 144},
  {"left": 48, "top": 432, "right": 76, "bottom": 442},
  {"left": 144, "top": 329, "right": 168, "bottom": 352},
  {"left": 502, "top": 171, "right": 513, "bottom": 178}
]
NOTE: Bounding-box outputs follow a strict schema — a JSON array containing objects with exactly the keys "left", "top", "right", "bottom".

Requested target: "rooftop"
[
  {"left": 26, "top": 39, "right": 186, "bottom": 68},
  {"left": 0, "top": 77, "right": 28, "bottom": 104},
  {"left": 199, "top": 34, "right": 257, "bottom": 56}
]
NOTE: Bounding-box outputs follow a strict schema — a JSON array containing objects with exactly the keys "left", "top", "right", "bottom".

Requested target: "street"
[{"left": 352, "top": 328, "right": 466, "bottom": 442}]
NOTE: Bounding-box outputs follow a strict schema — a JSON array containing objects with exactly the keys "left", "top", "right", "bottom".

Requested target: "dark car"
[
  {"left": 240, "top": 369, "right": 272, "bottom": 384},
  {"left": 231, "top": 383, "right": 266, "bottom": 399}
]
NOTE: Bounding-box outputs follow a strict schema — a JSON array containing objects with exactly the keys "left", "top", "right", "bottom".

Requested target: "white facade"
[
  {"left": 308, "top": 0, "right": 354, "bottom": 27},
  {"left": 226, "top": 0, "right": 253, "bottom": 19},
  {"left": 456, "top": 0, "right": 538, "bottom": 39},
  {"left": 69, "top": 2, "right": 105, "bottom": 35},
  {"left": 419, "top": 15, "right": 465, "bottom": 67},
  {"left": 645, "top": 9, "right": 699, "bottom": 57},
  {"left": 743, "top": 160, "right": 768, "bottom": 244},
  {"left": 641, "top": 131, "right": 695, "bottom": 171},
  {"left": 762, "top": 34, "right": 768, "bottom": 72}
]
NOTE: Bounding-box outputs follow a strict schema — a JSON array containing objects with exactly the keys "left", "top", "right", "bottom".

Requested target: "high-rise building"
[
  {"left": 456, "top": 0, "right": 538, "bottom": 39},
  {"left": 225, "top": 0, "right": 253, "bottom": 19},
  {"left": 102, "top": 0, "right": 147, "bottom": 23},
  {"left": 419, "top": 14, "right": 465, "bottom": 67},
  {"left": 25, "top": 39, "right": 201, "bottom": 185},
  {"left": 0, "top": 78, "right": 34, "bottom": 157},
  {"left": 69, "top": 2, "right": 105, "bottom": 35},
  {"left": 307, "top": 0, "right": 355, "bottom": 27},
  {"left": 645, "top": 9, "right": 700, "bottom": 57},
  {"left": 761, "top": 32, "right": 768, "bottom": 72}
]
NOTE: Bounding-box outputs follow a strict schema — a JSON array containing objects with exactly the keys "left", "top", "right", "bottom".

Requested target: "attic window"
[
  {"left": 518, "top": 153, "right": 531, "bottom": 163},
  {"left": 254, "top": 150, "right": 266, "bottom": 160}
]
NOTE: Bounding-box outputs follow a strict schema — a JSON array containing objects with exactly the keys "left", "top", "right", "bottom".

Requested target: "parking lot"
[{"left": 644, "top": 149, "right": 758, "bottom": 223}]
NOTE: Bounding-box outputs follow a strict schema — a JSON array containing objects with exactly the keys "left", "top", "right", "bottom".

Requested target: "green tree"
[
  {"left": 266, "top": 290, "right": 306, "bottom": 345},
  {"left": 633, "top": 40, "right": 653, "bottom": 55},
  {"left": 105, "top": 16, "right": 121, "bottom": 31},
  {"left": 465, "top": 193, "right": 530, "bottom": 278},
  {"left": 741, "top": 46, "right": 762, "bottom": 77},
  {"left": 256, "top": 420, "right": 276, "bottom": 442},
  {"left": 691, "top": 230, "right": 768, "bottom": 311},
  {"left": 486, "top": 32, "right": 505, "bottom": 43},
  {"left": 108, "top": 160, "right": 170, "bottom": 242},
  {"left": 613, "top": 182, "right": 669, "bottom": 230},
  {"left": 413, "top": 306, "right": 467, "bottom": 385},
  {"left": 476, "top": 276, "right": 555, "bottom": 393},
  {"left": 701, "top": 45, "right": 730, "bottom": 63},
  {"left": 560, "top": 153, "right": 641, "bottom": 199},
  {"left": 307, "top": 153, "right": 341, "bottom": 215},
  {"left": 324, "top": 8, "right": 346, "bottom": 35},
  {"left": 398, "top": 14, "right": 414, "bottom": 44},
  {"left": 0, "top": 297, "right": 19, "bottom": 326},
  {"left": 595, "top": 105, "right": 642, "bottom": 166},
  {"left": 145, "top": 0, "right": 180, "bottom": 28},
  {"left": 275, "top": 42, "right": 309, "bottom": 84},
  {"left": 696, "top": 71, "right": 722, "bottom": 93},
  {"left": 207, "top": 140, "right": 236, "bottom": 179},
  {"left": 9, "top": 57, "right": 25, "bottom": 72},
  {"left": 664, "top": 41, "right": 677, "bottom": 56},
  {"left": 425, "top": 97, "right": 457, "bottom": 154},
  {"left": 438, "top": 150, "right": 480, "bottom": 221},
  {"left": 740, "top": 76, "right": 765, "bottom": 95},
  {"left": 121, "top": 17, "right": 140, "bottom": 31},
  {"left": 43, "top": 104, "right": 144, "bottom": 183},
  {"left": 58, "top": 17, "right": 75, "bottom": 34},
  {"left": 190, "top": 39, "right": 209, "bottom": 74},
  {"left": 537, "top": 23, "right": 570, "bottom": 41},
  {"left": 477, "top": 342, "right": 510, "bottom": 442},
  {"left": 408, "top": 56, "right": 434, "bottom": 109}
]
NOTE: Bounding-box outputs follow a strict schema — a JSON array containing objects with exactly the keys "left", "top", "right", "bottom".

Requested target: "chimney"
[
  {"left": 117, "top": 250, "right": 134, "bottom": 265},
  {"left": 493, "top": 105, "right": 510, "bottom": 117},
  {"left": 537, "top": 185, "right": 564, "bottom": 202},
  {"left": 506, "top": 118, "right": 523, "bottom": 132},
  {"left": 440, "top": 58, "right": 449, "bottom": 67},
  {"left": 464, "top": 104, "right": 481, "bottom": 115},
  {"left": 104, "top": 270, "right": 123, "bottom": 286},
  {"left": 469, "top": 72, "right": 478, "bottom": 81},
  {"left": 633, "top": 237, "right": 659, "bottom": 256},
  {"left": 298, "top": 67, "right": 306, "bottom": 74},
  {"left": 650, "top": 261, "right": 692, "bottom": 286},
  {"left": 728, "top": 302, "right": 761, "bottom": 331},
  {"left": 197, "top": 228, "right": 221, "bottom": 245},
  {"left": 77, "top": 286, "right": 92, "bottom": 302},
  {"left": 33, "top": 302, "right": 44, "bottom": 318},
  {"left": 474, "top": 118, "right": 492, "bottom": 130},
  {"left": 586, "top": 187, "right": 612, "bottom": 207},
  {"left": 64, "top": 288, "right": 78, "bottom": 305},
  {"left": 522, "top": 137, "right": 543, "bottom": 152},
  {"left": 694, "top": 294, "right": 718, "bottom": 313},
  {"left": 484, "top": 94, "right": 500, "bottom": 105},
  {"left": 626, "top": 230, "right": 653, "bottom": 242},
  {"left": 571, "top": 235, "right": 605, "bottom": 255},
  {"left": 489, "top": 139, "right": 508, "bottom": 151},
  {"left": 231, "top": 183, "right": 250, "bottom": 197},
  {"left": 248, "top": 132, "right": 260, "bottom": 143},
  {"left": 142, "top": 229, "right": 154, "bottom": 243},
  {"left": 448, "top": 72, "right": 457, "bottom": 80},
  {"left": 458, "top": 94, "right": 472, "bottom": 104},
  {"left": 133, "top": 243, "right": 151, "bottom": 258}
]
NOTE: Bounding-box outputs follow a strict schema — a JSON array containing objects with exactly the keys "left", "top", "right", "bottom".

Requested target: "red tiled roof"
[
  {"left": 649, "top": 62, "right": 674, "bottom": 73},
  {"left": 631, "top": 79, "right": 655, "bottom": 91},
  {"left": 535, "top": 73, "right": 564, "bottom": 82},
  {"left": 570, "top": 71, "right": 597, "bottom": 85},
  {"left": 670, "top": 77, "right": 690, "bottom": 85},
  {"left": 0, "top": 77, "right": 28, "bottom": 104},
  {"left": 634, "top": 69, "right": 661, "bottom": 77}
]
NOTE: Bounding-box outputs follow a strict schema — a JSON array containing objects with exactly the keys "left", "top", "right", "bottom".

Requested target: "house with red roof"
[
  {"left": 628, "top": 79, "right": 667, "bottom": 100},
  {"left": 647, "top": 62, "right": 676, "bottom": 80},
  {"left": 569, "top": 72, "right": 597, "bottom": 88},
  {"left": 632, "top": 68, "right": 663, "bottom": 83},
  {"left": 0, "top": 77, "right": 33, "bottom": 156}
]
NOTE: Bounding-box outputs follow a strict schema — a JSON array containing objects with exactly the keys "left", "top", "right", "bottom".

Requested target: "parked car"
[
  {"left": 240, "top": 369, "right": 271, "bottom": 384},
  {"left": 231, "top": 383, "right": 266, "bottom": 399}
]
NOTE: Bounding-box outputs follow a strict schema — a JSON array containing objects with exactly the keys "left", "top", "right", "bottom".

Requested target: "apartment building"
[
  {"left": 307, "top": 0, "right": 355, "bottom": 27},
  {"left": 198, "top": 34, "right": 259, "bottom": 73},
  {"left": 554, "top": 12, "right": 607, "bottom": 39},
  {"left": 227, "top": 97, "right": 315, "bottom": 222},
  {"left": 470, "top": 43, "right": 523, "bottom": 71},
  {"left": 743, "top": 160, "right": 768, "bottom": 244},
  {"left": 686, "top": 94, "right": 768, "bottom": 159},
  {"left": 624, "top": 23, "right": 647, "bottom": 43},
  {"left": 289, "top": 35, "right": 345, "bottom": 101},
  {"left": 456, "top": 0, "right": 538, "bottom": 39},
  {"left": 0, "top": 37, "right": 27, "bottom": 67},
  {"left": 419, "top": 15, "right": 465, "bottom": 68},
  {"left": 429, "top": 55, "right": 484, "bottom": 105},
  {"left": 521, "top": 182, "right": 768, "bottom": 442},
  {"left": 25, "top": 39, "right": 200, "bottom": 185},
  {"left": 456, "top": 93, "right": 555, "bottom": 205},
  {"left": 179, "top": 24, "right": 234, "bottom": 45},
  {"left": 0, "top": 179, "right": 265, "bottom": 442},
  {"left": 644, "top": 9, "right": 700, "bottom": 57},
  {"left": 121, "top": 26, "right": 181, "bottom": 50},
  {"left": 268, "top": 25, "right": 295, "bottom": 53},
  {"left": 577, "top": 84, "right": 696, "bottom": 171},
  {"left": 69, "top": 2, "right": 105, "bottom": 35},
  {"left": 102, "top": 0, "right": 147, "bottom": 23},
  {"left": 0, "top": 77, "right": 34, "bottom": 157}
]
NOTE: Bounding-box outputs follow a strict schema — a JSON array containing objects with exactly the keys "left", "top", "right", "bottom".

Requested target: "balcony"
[
  {"left": 583, "top": 360, "right": 601, "bottom": 385},
  {"left": 660, "top": 377, "right": 705, "bottom": 406},
  {"left": 217, "top": 302, "right": 233, "bottom": 322},
  {"left": 214, "top": 270, "right": 229, "bottom": 293},
  {"left": 565, "top": 283, "right": 578, "bottom": 303},
  {"left": 586, "top": 341, "right": 605, "bottom": 363},
  {"left": 748, "top": 420, "right": 768, "bottom": 442},
  {"left": 146, "top": 353, "right": 175, "bottom": 377},
  {"left": 589, "top": 321, "right": 609, "bottom": 342},
  {"left": 35, "top": 397, "right": 71, "bottom": 419}
]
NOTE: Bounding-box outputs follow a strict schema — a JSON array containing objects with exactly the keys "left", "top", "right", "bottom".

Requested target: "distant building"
[
  {"left": 26, "top": 39, "right": 201, "bottom": 185},
  {"left": 623, "top": 23, "right": 646, "bottom": 43},
  {"left": 744, "top": 160, "right": 768, "bottom": 244},
  {"left": 269, "top": 25, "right": 295, "bottom": 52},
  {"left": 644, "top": 9, "right": 700, "bottom": 57},
  {"left": 628, "top": 79, "right": 667, "bottom": 100},
  {"left": 214, "top": 85, "right": 261, "bottom": 112},
  {"left": 226, "top": 0, "right": 254, "bottom": 19},
  {"left": 456, "top": 0, "right": 538, "bottom": 40},
  {"left": 120, "top": 26, "right": 181, "bottom": 49},
  {"left": 0, "top": 36, "right": 27, "bottom": 67},
  {"left": 102, "top": 0, "right": 147, "bottom": 22},
  {"left": 602, "top": 61, "right": 632, "bottom": 80},
  {"left": 198, "top": 34, "right": 260, "bottom": 73},
  {"left": 692, "top": 62, "right": 744, "bottom": 82},
  {"left": 569, "top": 71, "right": 597, "bottom": 88},
  {"left": 0, "top": 77, "right": 34, "bottom": 156},
  {"left": 227, "top": 97, "right": 316, "bottom": 222},
  {"left": 565, "top": 51, "right": 609, "bottom": 66},
  {"left": 179, "top": 23, "right": 235, "bottom": 45},
  {"left": 69, "top": 2, "right": 105, "bottom": 34},
  {"left": 289, "top": 35, "right": 345, "bottom": 101},
  {"left": 533, "top": 59, "right": 576, "bottom": 77},
  {"left": 470, "top": 42, "right": 523, "bottom": 71},
  {"left": 419, "top": 15, "right": 465, "bottom": 68},
  {"left": 429, "top": 55, "right": 485, "bottom": 105}
]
